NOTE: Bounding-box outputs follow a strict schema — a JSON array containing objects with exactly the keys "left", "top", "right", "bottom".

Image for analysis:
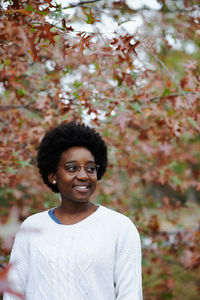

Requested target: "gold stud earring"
[{"left": 53, "top": 180, "right": 56, "bottom": 184}]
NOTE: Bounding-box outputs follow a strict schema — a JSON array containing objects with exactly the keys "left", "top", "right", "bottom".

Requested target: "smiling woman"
[
  {"left": 48, "top": 146, "right": 98, "bottom": 223},
  {"left": 3, "top": 122, "right": 143, "bottom": 300}
]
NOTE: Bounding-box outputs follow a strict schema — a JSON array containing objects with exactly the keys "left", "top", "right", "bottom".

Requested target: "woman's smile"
[
  {"left": 73, "top": 184, "right": 90, "bottom": 192},
  {"left": 49, "top": 146, "right": 97, "bottom": 204}
]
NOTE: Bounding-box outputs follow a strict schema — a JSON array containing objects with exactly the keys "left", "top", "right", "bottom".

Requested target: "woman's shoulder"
[
  {"left": 98, "top": 205, "right": 140, "bottom": 241},
  {"left": 99, "top": 205, "right": 136, "bottom": 229},
  {"left": 20, "top": 209, "right": 50, "bottom": 229},
  {"left": 12, "top": 210, "right": 51, "bottom": 243}
]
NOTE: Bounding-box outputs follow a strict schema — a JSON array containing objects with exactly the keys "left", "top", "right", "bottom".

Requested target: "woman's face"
[{"left": 50, "top": 146, "right": 97, "bottom": 204}]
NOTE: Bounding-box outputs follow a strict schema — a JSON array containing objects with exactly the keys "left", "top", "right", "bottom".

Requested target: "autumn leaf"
[
  {"left": 1, "top": 1, "right": 200, "bottom": 299},
  {"left": 114, "top": 114, "right": 132, "bottom": 132},
  {"left": 82, "top": 8, "right": 100, "bottom": 24},
  {"left": 129, "top": 41, "right": 140, "bottom": 56},
  {"left": 62, "top": 19, "right": 74, "bottom": 31}
]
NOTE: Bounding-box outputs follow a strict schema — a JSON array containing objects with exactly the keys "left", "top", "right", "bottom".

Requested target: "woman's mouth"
[{"left": 73, "top": 185, "right": 89, "bottom": 192}]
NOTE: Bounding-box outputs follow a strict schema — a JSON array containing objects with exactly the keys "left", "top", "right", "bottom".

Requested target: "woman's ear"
[{"left": 48, "top": 173, "right": 56, "bottom": 185}]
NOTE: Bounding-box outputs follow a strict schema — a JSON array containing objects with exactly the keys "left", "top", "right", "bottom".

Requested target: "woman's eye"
[
  {"left": 87, "top": 165, "right": 96, "bottom": 173},
  {"left": 66, "top": 165, "right": 77, "bottom": 172}
]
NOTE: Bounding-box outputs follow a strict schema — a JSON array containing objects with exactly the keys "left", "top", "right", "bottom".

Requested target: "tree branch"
[
  {"left": 67, "top": 0, "right": 102, "bottom": 8},
  {"left": 147, "top": 91, "right": 200, "bottom": 102},
  {"left": 0, "top": 117, "right": 15, "bottom": 134},
  {"left": 0, "top": 117, "right": 9, "bottom": 127},
  {"left": 21, "top": 142, "right": 37, "bottom": 166},
  {"left": 148, "top": 51, "right": 193, "bottom": 108},
  {"left": 0, "top": 104, "right": 40, "bottom": 112}
]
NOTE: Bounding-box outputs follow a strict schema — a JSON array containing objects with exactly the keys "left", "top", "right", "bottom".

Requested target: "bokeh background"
[{"left": 0, "top": 0, "right": 200, "bottom": 299}]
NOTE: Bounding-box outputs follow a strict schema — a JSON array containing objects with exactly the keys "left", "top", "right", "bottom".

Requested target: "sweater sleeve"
[
  {"left": 3, "top": 223, "right": 30, "bottom": 300},
  {"left": 113, "top": 221, "right": 143, "bottom": 300}
]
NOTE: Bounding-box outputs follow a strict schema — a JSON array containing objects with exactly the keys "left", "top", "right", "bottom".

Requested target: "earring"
[{"left": 53, "top": 180, "right": 56, "bottom": 184}]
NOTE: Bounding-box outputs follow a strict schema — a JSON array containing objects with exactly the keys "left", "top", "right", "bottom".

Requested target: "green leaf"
[
  {"left": 13, "top": 151, "right": 20, "bottom": 157},
  {"left": 4, "top": 90, "right": 9, "bottom": 98},
  {"left": 133, "top": 139, "right": 139, "bottom": 145},
  {"left": 72, "top": 91, "right": 80, "bottom": 98},
  {"left": 5, "top": 167, "right": 17, "bottom": 174},
  {"left": 142, "top": 258, "right": 148, "bottom": 267},
  {"left": 130, "top": 102, "right": 142, "bottom": 113},
  {"left": 73, "top": 81, "right": 83, "bottom": 88},
  {"left": 187, "top": 117, "right": 198, "bottom": 128},
  {"left": 170, "top": 175, "right": 182, "bottom": 186},
  {"left": 5, "top": 59, "right": 10, "bottom": 67},
  {"left": 174, "top": 162, "right": 186, "bottom": 175},
  {"left": 168, "top": 161, "right": 178, "bottom": 169},
  {"left": 84, "top": 9, "right": 98, "bottom": 24},
  {"left": 131, "top": 71, "right": 138, "bottom": 79},
  {"left": 17, "top": 159, "right": 32, "bottom": 168},
  {"left": 103, "top": 130, "right": 110, "bottom": 137},
  {"left": 17, "top": 89, "right": 28, "bottom": 96},
  {"left": 24, "top": 4, "right": 35, "bottom": 12},
  {"left": 19, "top": 119, "right": 25, "bottom": 129},
  {"left": 94, "top": 61, "right": 99, "bottom": 69},
  {"left": 65, "top": 66, "right": 72, "bottom": 74},
  {"left": 37, "top": 10, "right": 49, "bottom": 16},
  {"left": 162, "top": 292, "right": 173, "bottom": 299},
  {"left": 78, "top": 105, "right": 83, "bottom": 114},
  {"left": 167, "top": 110, "right": 176, "bottom": 116},
  {"left": 162, "top": 87, "right": 171, "bottom": 97},
  {"left": 124, "top": 86, "right": 135, "bottom": 96},
  {"left": 61, "top": 113, "right": 69, "bottom": 120}
]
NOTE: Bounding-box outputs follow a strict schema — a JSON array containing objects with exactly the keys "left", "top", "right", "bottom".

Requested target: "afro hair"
[{"left": 37, "top": 122, "right": 108, "bottom": 193}]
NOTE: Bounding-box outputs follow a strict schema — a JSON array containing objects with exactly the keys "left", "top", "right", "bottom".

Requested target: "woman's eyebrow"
[
  {"left": 64, "top": 160, "right": 95, "bottom": 164},
  {"left": 64, "top": 160, "right": 76, "bottom": 164}
]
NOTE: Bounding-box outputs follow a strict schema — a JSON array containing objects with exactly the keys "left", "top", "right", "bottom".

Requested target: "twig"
[
  {"left": 147, "top": 91, "right": 200, "bottom": 102},
  {"left": 148, "top": 51, "right": 193, "bottom": 108},
  {"left": 95, "top": 25, "right": 106, "bottom": 41},
  {"left": 0, "top": 117, "right": 9, "bottom": 127},
  {"left": 66, "top": 0, "right": 102, "bottom": 8},
  {"left": 0, "top": 92, "right": 198, "bottom": 112},
  {"left": 0, "top": 104, "right": 40, "bottom": 112},
  {"left": 21, "top": 142, "right": 37, "bottom": 166},
  {"left": 0, "top": 117, "right": 15, "bottom": 134}
]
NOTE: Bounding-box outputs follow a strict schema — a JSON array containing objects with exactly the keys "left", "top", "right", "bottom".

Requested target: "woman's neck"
[
  {"left": 54, "top": 201, "right": 97, "bottom": 225},
  {"left": 59, "top": 200, "right": 93, "bottom": 215}
]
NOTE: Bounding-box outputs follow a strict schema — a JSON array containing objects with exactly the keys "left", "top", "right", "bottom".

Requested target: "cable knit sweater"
[{"left": 4, "top": 205, "right": 142, "bottom": 300}]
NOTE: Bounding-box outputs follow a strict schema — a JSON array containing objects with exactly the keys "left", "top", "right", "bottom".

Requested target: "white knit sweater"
[{"left": 4, "top": 205, "right": 142, "bottom": 300}]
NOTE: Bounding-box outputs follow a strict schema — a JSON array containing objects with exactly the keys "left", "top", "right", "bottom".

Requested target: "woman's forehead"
[{"left": 59, "top": 146, "right": 95, "bottom": 163}]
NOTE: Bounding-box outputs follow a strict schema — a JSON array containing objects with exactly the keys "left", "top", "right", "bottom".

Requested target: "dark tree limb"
[
  {"left": 68, "top": 0, "right": 102, "bottom": 8},
  {"left": 0, "top": 105, "right": 40, "bottom": 112}
]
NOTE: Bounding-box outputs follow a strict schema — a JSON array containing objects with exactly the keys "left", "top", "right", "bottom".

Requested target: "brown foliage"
[{"left": 0, "top": 0, "right": 200, "bottom": 298}]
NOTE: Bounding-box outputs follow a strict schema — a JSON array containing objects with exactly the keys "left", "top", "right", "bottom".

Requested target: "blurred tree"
[{"left": 0, "top": 0, "right": 200, "bottom": 299}]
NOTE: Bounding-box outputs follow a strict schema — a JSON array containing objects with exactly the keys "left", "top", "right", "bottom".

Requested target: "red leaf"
[
  {"left": 130, "top": 41, "right": 140, "bottom": 56},
  {"left": 43, "top": 24, "right": 56, "bottom": 46},
  {"left": 110, "top": 38, "right": 119, "bottom": 45},
  {"left": 9, "top": 0, "right": 20, "bottom": 9},
  {"left": 62, "top": 19, "right": 74, "bottom": 32}
]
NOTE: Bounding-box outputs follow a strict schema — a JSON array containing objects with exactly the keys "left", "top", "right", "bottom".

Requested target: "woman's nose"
[{"left": 77, "top": 166, "right": 89, "bottom": 179}]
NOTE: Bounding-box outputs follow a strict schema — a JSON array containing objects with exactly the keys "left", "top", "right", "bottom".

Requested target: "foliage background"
[{"left": 0, "top": 0, "right": 200, "bottom": 299}]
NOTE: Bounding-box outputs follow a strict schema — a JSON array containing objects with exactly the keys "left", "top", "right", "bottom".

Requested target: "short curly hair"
[{"left": 37, "top": 122, "right": 108, "bottom": 193}]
